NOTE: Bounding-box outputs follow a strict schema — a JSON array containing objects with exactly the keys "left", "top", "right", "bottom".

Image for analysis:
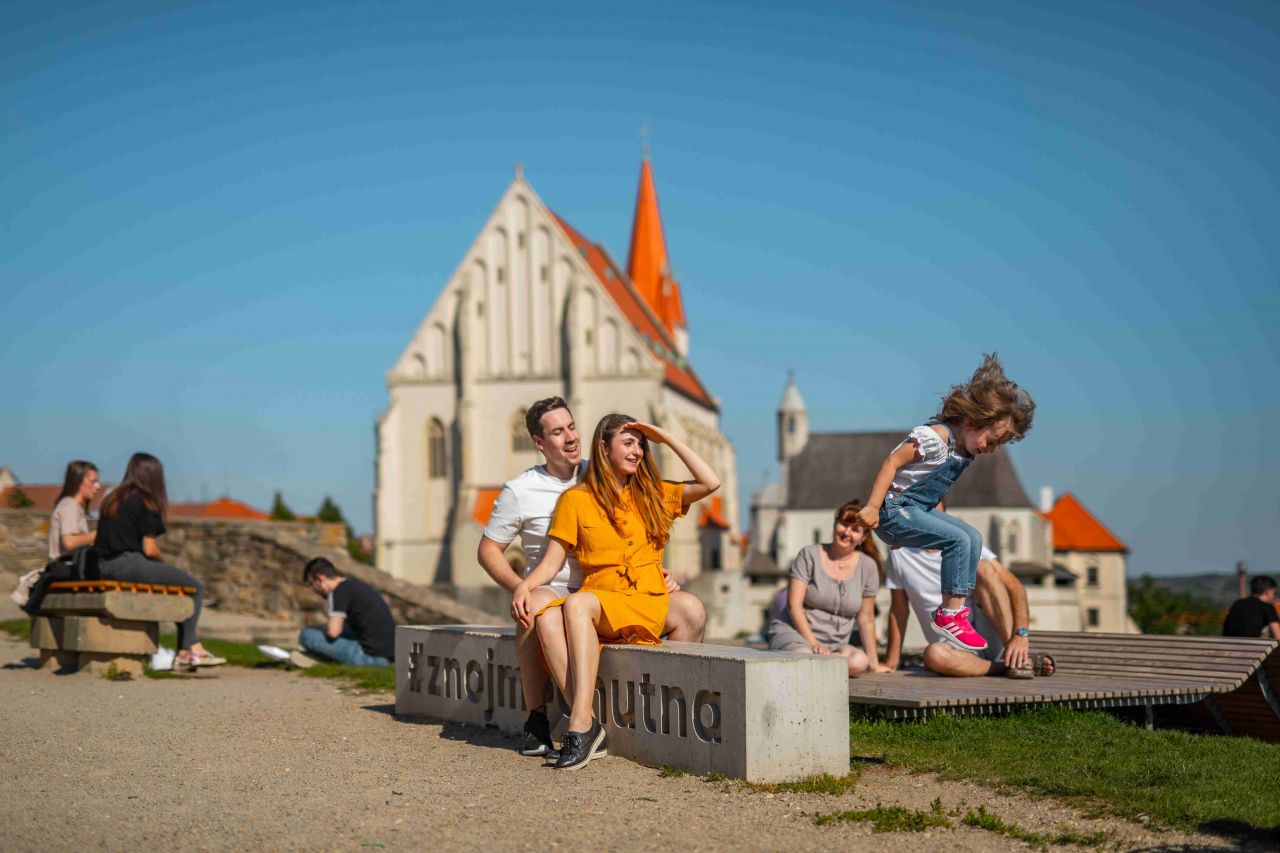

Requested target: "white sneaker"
[
  {"left": 149, "top": 647, "right": 176, "bottom": 671},
  {"left": 289, "top": 650, "right": 322, "bottom": 669}
]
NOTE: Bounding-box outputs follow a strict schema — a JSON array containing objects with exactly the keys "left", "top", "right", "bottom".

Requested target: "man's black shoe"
[
  {"left": 518, "top": 708, "right": 555, "bottom": 757},
  {"left": 552, "top": 719, "right": 606, "bottom": 770}
]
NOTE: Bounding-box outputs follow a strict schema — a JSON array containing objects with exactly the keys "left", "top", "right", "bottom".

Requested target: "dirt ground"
[{"left": 0, "top": 626, "right": 1248, "bottom": 853}]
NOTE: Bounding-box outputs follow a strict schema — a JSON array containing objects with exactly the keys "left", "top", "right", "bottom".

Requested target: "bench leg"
[{"left": 36, "top": 649, "right": 80, "bottom": 671}]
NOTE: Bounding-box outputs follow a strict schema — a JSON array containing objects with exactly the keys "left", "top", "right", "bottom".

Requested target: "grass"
[
  {"left": 749, "top": 771, "right": 862, "bottom": 795},
  {"left": 658, "top": 765, "right": 686, "bottom": 778},
  {"left": 814, "top": 803, "right": 949, "bottom": 832},
  {"left": 1, "top": 618, "right": 31, "bottom": 641},
  {"left": 962, "top": 806, "right": 1108, "bottom": 850},
  {"left": 850, "top": 706, "right": 1280, "bottom": 837},
  {"left": 300, "top": 662, "right": 395, "bottom": 692}
]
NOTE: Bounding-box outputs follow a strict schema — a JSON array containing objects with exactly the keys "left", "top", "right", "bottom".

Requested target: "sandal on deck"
[{"left": 1004, "top": 653, "right": 1054, "bottom": 679}]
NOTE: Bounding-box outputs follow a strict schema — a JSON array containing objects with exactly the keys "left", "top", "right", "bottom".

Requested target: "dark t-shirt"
[
  {"left": 331, "top": 578, "right": 396, "bottom": 661},
  {"left": 94, "top": 493, "right": 166, "bottom": 557},
  {"left": 1223, "top": 597, "right": 1280, "bottom": 638}
]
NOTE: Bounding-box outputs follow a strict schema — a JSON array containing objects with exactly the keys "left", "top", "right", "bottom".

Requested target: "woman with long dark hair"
[
  {"left": 511, "top": 414, "right": 719, "bottom": 770},
  {"left": 48, "top": 460, "right": 101, "bottom": 562},
  {"left": 95, "top": 453, "right": 225, "bottom": 670}
]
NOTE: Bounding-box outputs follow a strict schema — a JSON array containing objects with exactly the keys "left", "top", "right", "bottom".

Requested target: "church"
[{"left": 375, "top": 159, "right": 741, "bottom": 588}]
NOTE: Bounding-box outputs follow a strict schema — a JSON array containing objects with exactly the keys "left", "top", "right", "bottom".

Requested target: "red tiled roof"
[
  {"left": 699, "top": 495, "right": 730, "bottom": 530},
  {"left": 472, "top": 488, "right": 502, "bottom": 527},
  {"left": 169, "top": 497, "right": 269, "bottom": 521},
  {"left": 1046, "top": 492, "right": 1128, "bottom": 553},
  {"left": 551, "top": 213, "right": 717, "bottom": 411},
  {"left": 1, "top": 484, "right": 107, "bottom": 512}
]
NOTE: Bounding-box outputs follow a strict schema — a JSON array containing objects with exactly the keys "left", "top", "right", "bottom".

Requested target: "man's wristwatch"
[{"left": 1014, "top": 628, "right": 1029, "bottom": 638}]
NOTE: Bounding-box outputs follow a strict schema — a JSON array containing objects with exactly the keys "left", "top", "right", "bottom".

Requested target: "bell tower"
[{"left": 777, "top": 371, "right": 809, "bottom": 463}]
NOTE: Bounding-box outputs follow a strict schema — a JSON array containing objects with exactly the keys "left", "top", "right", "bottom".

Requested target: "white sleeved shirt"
[
  {"left": 889, "top": 424, "right": 960, "bottom": 492},
  {"left": 482, "top": 461, "right": 588, "bottom": 590},
  {"left": 885, "top": 545, "right": 1002, "bottom": 655}
]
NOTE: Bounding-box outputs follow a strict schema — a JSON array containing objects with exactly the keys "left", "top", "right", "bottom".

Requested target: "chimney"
[{"left": 1039, "top": 486, "right": 1054, "bottom": 513}]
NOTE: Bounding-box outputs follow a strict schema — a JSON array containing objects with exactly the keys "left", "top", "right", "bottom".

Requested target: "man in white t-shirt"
[
  {"left": 883, "top": 504, "right": 1051, "bottom": 678},
  {"left": 477, "top": 396, "right": 707, "bottom": 757}
]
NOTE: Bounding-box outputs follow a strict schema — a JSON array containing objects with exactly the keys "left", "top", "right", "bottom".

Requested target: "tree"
[
  {"left": 6, "top": 486, "right": 34, "bottom": 509},
  {"left": 269, "top": 491, "right": 296, "bottom": 521},
  {"left": 1128, "top": 575, "right": 1224, "bottom": 636},
  {"left": 316, "top": 496, "right": 345, "bottom": 524}
]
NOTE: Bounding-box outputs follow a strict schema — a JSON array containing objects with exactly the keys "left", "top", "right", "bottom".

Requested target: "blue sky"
[{"left": 3, "top": 1, "right": 1276, "bottom": 577}]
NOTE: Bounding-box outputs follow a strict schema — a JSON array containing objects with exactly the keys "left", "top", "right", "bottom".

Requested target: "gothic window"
[
  {"left": 540, "top": 264, "right": 549, "bottom": 282},
  {"left": 497, "top": 267, "right": 505, "bottom": 283},
  {"left": 1006, "top": 521, "right": 1020, "bottom": 557},
  {"left": 427, "top": 419, "right": 447, "bottom": 480},
  {"left": 512, "top": 410, "right": 535, "bottom": 453},
  {"left": 517, "top": 232, "right": 526, "bottom": 249}
]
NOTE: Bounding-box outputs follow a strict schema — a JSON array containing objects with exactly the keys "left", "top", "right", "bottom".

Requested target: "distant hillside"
[{"left": 1142, "top": 573, "right": 1244, "bottom": 609}]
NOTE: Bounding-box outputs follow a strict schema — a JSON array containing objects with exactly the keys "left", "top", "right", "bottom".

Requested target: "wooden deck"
[{"left": 848, "top": 632, "right": 1280, "bottom": 741}]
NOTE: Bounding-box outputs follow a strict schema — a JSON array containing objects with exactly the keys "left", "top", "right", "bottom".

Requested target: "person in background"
[
  {"left": 1223, "top": 575, "right": 1280, "bottom": 640},
  {"left": 294, "top": 557, "right": 396, "bottom": 667},
  {"left": 48, "top": 460, "right": 101, "bottom": 562},
  {"left": 95, "top": 452, "right": 225, "bottom": 671},
  {"left": 766, "top": 500, "right": 890, "bottom": 677}
]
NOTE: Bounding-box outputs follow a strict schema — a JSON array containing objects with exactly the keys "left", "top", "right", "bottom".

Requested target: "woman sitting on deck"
[
  {"left": 511, "top": 414, "right": 719, "bottom": 771},
  {"left": 767, "top": 500, "right": 891, "bottom": 677}
]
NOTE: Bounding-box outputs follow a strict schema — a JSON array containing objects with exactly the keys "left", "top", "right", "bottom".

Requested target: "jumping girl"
[{"left": 858, "top": 354, "right": 1034, "bottom": 651}]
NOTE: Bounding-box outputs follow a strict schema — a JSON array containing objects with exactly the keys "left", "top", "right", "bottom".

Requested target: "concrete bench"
[
  {"left": 394, "top": 625, "right": 849, "bottom": 782},
  {"left": 31, "top": 580, "right": 196, "bottom": 676}
]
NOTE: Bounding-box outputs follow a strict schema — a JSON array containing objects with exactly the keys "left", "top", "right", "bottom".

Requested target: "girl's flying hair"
[
  {"left": 937, "top": 353, "right": 1035, "bottom": 441},
  {"left": 582, "top": 413, "right": 674, "bottom": 548}
]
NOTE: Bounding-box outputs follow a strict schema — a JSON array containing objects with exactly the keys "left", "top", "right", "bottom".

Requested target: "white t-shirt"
[
  {"left": 890, "top": 424, "right": 965, "bottom": 492},
  {"left": 49, "top": 497, "right": 88, "bottom": 562},
  {"left": 885, "top": 545, "right": 1003, "bottom": 658},
  {"left": 482, "top": 461, "right": 588, "bottom": 590}
]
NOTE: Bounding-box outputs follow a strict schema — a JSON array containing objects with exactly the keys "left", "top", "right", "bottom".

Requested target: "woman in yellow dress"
[{"left": 511, "top": 413, "right": 720, "bottom": 770}]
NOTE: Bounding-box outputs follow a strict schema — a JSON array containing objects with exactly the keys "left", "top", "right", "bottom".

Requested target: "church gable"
[{"left": 389, "top": 174, "right": 662, "bottom": 387}]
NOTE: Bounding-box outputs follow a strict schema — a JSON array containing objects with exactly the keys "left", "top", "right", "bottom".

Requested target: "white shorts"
[{"left": 538, "top": 583, "right": 578, "bottom": 599}]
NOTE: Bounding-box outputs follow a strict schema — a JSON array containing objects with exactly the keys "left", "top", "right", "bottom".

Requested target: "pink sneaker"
[{"left": 931, "top": 607, "right": 989, "bottom": 651}]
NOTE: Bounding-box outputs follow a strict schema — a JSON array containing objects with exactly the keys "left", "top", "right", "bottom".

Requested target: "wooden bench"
[
  {"left": 31, "top": 580, "right": 196, "bottom": 677},
  {"left": 847, "top": 631, "right": 1280, "bottom": 742}
]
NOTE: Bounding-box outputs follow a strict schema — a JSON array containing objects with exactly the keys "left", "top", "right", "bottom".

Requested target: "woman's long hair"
[
  {"left": 937, "top": 352, "right": 1035, "bottom": 441},
  {"left": 582, "top": 414, "right": 673, "bottom": 548},
  {"left": 100, "top": 453, "right": 168, "bottom": 520},
  {"left": 54, "top": 460, "right": 98, "bottom": 511},
  {"left": 834, "top": 499, "right": 883, "bottom": 583}
]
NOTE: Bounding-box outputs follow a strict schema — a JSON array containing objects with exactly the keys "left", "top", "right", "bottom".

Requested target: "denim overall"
[{"left": 875, "top": 421, "right": 984, "bottom": 596}]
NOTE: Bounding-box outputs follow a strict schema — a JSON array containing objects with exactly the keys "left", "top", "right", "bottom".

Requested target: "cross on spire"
[{"left": 639, "top": 123, "right": 652, "bottom": 159}]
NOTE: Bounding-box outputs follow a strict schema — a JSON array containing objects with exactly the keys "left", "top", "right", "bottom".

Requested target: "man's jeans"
[{"left": 298, "top": 627, "right": 391, "bottom": 667}]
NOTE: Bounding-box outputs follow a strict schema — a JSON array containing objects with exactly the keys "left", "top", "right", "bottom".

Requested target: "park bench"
[
  {"left": 31, "top": 580, "right": 196, "bottom": 677},
  {"left": 394, "top": 625, "right": 850, "bottom": 782},
  {"left": 846, "top": 631, "right": 1280, "bottom": 742}
]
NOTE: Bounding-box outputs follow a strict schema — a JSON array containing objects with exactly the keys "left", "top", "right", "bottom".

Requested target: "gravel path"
[{"left": 0, "top": 629, "right": 1235, "bottom": 852}]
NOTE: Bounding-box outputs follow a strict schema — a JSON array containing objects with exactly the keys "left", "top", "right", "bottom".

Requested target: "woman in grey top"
[
  {"left": 768, "top": 500, "right": 891, "bottom": 677},
  {"left": 48, "top": 460, "right": 101, "bottom": 562}
]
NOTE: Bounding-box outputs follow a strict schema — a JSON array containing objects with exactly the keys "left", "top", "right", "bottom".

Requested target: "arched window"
[
  {"left": 427, "top": 419, "right": 446, "bottom": 480},
  {"left": 1006, "top": 521, "right": 1020, "bottom": 558},
  {"left": 511, "top": 410, "right": 535, "bottom": 453}
]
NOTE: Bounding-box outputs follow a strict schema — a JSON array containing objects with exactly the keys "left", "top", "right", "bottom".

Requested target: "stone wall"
[{"left": 0, "top": 509, "right": 490, "bottom": 628}]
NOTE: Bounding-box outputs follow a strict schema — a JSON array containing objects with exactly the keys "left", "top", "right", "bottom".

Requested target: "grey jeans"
[{"left": 99, "top": 551, "right": 205, "bottom": 650}]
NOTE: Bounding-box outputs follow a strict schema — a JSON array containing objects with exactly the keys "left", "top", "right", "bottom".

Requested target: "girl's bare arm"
[{"left": 857, "top": 442, "right": 921, "bottom": 528}]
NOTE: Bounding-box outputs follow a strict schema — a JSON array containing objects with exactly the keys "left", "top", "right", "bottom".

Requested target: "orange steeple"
[{"left": 626, "top": 155, "right": 687, "bottom": 337}]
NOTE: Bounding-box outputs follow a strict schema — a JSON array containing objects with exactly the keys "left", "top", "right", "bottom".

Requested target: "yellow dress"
[{"left": 540, "top": 480, "right": 686, "bottom": 645}]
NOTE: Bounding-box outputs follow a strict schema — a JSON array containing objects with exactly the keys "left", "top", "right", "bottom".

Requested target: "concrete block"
[
  {"left": 76, "top": 653, "right": 145, "bottom": 677},
  {"left": 31, "top": 615, "right": 158, "bottom": 655},
  {"left": 395, "top": 625, "right": 849, "bottom": 782},
  {"left": 41, "top": 592, "right": 194, "bottom": 622}
]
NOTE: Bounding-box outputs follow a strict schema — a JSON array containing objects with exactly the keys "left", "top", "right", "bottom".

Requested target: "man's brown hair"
[{"left": 525, "top": 396, "right": 571, "bottom": 439}]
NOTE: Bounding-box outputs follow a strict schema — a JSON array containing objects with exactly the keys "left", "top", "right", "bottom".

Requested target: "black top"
[
  {"left": 1223, "top": 597, "right": 1279, "bottom": 638},
  {"left": 331, "top": 578, "right": 396, "bottom": 661},
  {"left": 94, "top": 493, "right": 166, "bottom": 558}
]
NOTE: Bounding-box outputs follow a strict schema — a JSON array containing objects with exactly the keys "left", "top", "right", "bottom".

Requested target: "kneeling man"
[
  {"left": 883, "top": 527, "right": 1053, "bottom": 678},
  {"left": 478, "top": 396, "right": 707, "bottom": 756}
]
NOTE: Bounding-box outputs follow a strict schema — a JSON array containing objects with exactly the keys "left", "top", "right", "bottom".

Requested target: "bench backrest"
[{"left": 1034, "top": 631, "right": 1278, "bottom": 691}]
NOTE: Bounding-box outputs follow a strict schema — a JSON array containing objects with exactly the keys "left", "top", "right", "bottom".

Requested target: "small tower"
[{"left": 777, "top": 371, "right": 809, "bottom": 463}]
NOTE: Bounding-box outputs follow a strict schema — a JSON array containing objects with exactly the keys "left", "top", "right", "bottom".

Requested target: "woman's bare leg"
[
  {"left": 837, "top": 645, "right": 869, "bottom": 676},
  {"left": 518, "top": 586, "right": 561, "bottom": 711},
  {"left": 562, "top": 591, "right": 603, "bottom": 731},
  {"left": 533, "top": 594, "right": 570, "bottom": 698}
]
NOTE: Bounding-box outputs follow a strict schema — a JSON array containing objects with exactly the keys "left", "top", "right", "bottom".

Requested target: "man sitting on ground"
[
  {"left": 294, "top": 557, "right": 396, "bottom": 668},
  {"left": 1223, "top": 575, "right": 1280, "bottom": 639},
  {"left": 883, "top": 517, "right": 1052, "bottom": 678},
  {"left": 478, "top": 396, "right": 707, "bottom": 757}
]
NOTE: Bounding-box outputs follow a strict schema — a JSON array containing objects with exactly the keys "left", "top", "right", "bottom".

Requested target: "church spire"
[{"left": 626, "top": 153, "right": 688, "bottom": 350}]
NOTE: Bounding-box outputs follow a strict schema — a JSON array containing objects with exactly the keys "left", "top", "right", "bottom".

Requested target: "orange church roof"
[
  {"left": 551, "top": 213, "right": 717, "bottom": 410},
  {"left": 699, "top": 495, "right": 730, "bottom": 530},
  {"left": 169, "top": 496, "right": 270, "bottom": 521},
  {"left": 627, "top": 157, "right": 687, "bottom": 334},
  {"left": 0, "top": 484, "right": 108, "bottom": 512},
  {"left": 1046, "top": 492, "right": 1128, "bottom": 553},
  {"left": 472, "top": 488, "right": 502, "bottom": 527}
]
